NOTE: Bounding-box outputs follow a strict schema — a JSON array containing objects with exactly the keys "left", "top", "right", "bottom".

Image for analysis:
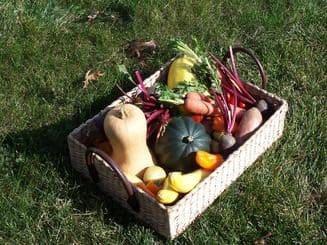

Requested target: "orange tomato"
[
  {"left": 228, "top": 94, "right": 235, "bottom": 105},
  {"left": 191, "top": 114, "right": 204, "bottom": 123},
  {"left": 238, "top": 101, "right": 247, "bottom": 109},
  {"left": 136, "top": 182, "right": 156, "bottom": 198},
  {"left": 212, "top": 115, "right": 225, "bottom": 132},
  {"left": 145, "top": 181, "right": 160, "bottom": 196},
  {"left": 195, "top": 151, "right": 224, "bottom": 171},
  {"left": 227, "top": 92, "right": 248, "bottom": 109}
]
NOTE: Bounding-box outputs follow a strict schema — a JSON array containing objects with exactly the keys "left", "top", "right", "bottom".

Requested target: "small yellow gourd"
[
  {"left": 156, "top": 177, "right": 180, "bottom": 204},
  {"left": 103, "top": 104, "right": 154, "bottom": 176},
  {"left": 142, "top": 166, "right": 166, "bottom": 184},
  {"left": 167, "top": 55, "right": 197, "bottom": 89},
  {"left": 168, "top": 169, "right": 210, "bottom": 193}
]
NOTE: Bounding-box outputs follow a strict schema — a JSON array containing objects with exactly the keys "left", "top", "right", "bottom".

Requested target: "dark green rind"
[{"left": 155, "top": 116, "right": 211, "bottom": 172}]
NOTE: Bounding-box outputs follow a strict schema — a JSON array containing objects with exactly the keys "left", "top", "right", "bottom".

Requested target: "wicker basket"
[{"left": 67, "top": 49, "right": 288, "bottom": 239}]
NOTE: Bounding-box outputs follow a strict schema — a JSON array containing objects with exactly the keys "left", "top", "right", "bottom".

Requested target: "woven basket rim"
[
  {"left": 67, "top": 79, "right": 288, "bottom": 213},
  {"left": 167, "top": 94, "right": 287, "bottom": 211},
  {"left": 66, "top": 56, "right": 289, "bottom": 238}
]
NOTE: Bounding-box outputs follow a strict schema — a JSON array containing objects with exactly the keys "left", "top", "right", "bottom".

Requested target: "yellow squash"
[
  {"left": 156, "top": 177, "right": 180, "bottom": 204},
  {"left": 168, "top": 169, "right": 210, "bottom": 193},
  {"left": 143, "top": 166, "right": 167, "bottom": 184},
  {"left": 167, "top": 55, "right": 197, "bottom": 89}
]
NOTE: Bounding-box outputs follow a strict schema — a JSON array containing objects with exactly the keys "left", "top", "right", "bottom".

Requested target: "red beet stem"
[
  {"left": 239, "top": 79, "right": 257, "bottom": 102},
  {"left": 229, "top": 46, "right": 240, "bottom": 85},
  {"left": 228, "top": 85, "right": 238, "bottom": 133},
  {"left": 135, "top": 71, "right": 150, "bottom": 99},
  {"left": 221, "top": 82, "right": 254, "bottom": 104},
  {"left": 141, "top": 101, "right": 157, "bottom": 107},
  {"left": 146, "top": 109, "right": 165, "bottom": 124},
  {"left": 210, "top": 52, "right": 244, "bottom": 90},
  {"left": 212, "top": 91, "right": 229, "bottom": 132},
  {"left": 209, "top": 52, "right": 256, "bottom": 104},
  {"left": 221, "top": 92, "right": 232, "bottom": 130}
]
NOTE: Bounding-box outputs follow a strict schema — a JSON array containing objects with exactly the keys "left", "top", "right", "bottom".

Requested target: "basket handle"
[
  {"left": 85, "top": 147, "right": 140, "bottom": 212},
  {"left": 222, "top": 47, "right": 267, "bottom": 90}
]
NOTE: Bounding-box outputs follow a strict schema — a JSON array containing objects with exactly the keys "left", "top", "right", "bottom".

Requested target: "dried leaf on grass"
[
  {"left": 86, "top": 10, "right": 120, "bottom": 23},
  {"left": 307, "top": 177, "right": 327, "bottom": 205},
  {"left": 82, "top": 69, "right": 104, "bottom": 89},
  {"left": 87, "top": 11, "right": 100, "bottom": 22},
  {"left": 126, "top": 39, "right": 158, "bottom": 59},
  {"left": 254, "top": 232, "right": 272, "bottom": 245}
]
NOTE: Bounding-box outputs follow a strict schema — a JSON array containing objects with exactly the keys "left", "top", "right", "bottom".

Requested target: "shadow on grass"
[{"left": 2, "top": 84, "right": 161, "bottom": 239}]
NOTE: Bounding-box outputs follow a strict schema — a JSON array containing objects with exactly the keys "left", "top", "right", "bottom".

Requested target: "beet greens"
[
  {"left": 116, "top": 70, "right": 171, "bottom": 141},
  {"left": 117, "top": 41, "right": 261, "bottom": 147}
]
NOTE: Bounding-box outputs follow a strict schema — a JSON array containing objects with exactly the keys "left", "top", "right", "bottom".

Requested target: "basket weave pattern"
[{"left": 67, "top": 60, "right": 288, "bottom": 239}]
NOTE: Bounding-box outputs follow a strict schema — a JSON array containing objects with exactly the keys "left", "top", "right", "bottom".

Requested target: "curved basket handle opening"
[
  {"left": 223, "top": 47, "right": 267, "bottom": 90},
  {"left": 85, "top": 147, "right": 140, "bottom": 212}
]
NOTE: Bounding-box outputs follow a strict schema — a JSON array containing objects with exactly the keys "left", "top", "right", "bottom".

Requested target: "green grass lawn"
[{"left": 0, "top": 0, "right": 326, "bottom": 244}]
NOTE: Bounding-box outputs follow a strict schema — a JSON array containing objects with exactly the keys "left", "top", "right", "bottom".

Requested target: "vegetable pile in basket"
[{"left": 99, "top": 41, "right": 271, "bottom": 205}]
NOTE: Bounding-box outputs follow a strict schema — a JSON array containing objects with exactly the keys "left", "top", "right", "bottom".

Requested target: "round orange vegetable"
[
  {"left": 227, "top": 92, "right": 248, "bottom": 109},
  {"left": 136, "top": 182, "right": 156, "bottom": 198},
  {"left": 145, "top": 181, "right": 160, "bottom": 196},
  {"left": 191, "top": 114, "right": 204, "bottom": 123},
  {"left": 195, "top": 150, "right": 224, "bottom": 171},
  {"left": 238, "top": 101, "right": 247, "bottom": 109},
  {"left": 212, "top": 115, "right": 225, "bottom": 132},
  {"left": 184, "top": 92, "right": 219, "bottom": 115}
]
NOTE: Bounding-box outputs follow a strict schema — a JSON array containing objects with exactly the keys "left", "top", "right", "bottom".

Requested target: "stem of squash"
[
  {"left": 182, "top": 136, "right": 194, "bottom": 143},
  {"left": 119, "top": 105, "right": 128, "bottom": 120}
]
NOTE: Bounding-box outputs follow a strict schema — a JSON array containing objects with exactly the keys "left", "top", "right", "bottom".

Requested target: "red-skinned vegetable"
[
  {"left": 212, "top": 115, "right": 225, "bottom": 132},
  {"left": 236, "top": 107, "right": 263, "bottom": 142},
  {"left": 184, "top": 92, "right": 219, "bottom": 115}
]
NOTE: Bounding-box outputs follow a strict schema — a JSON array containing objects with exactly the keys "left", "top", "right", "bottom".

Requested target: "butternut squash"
[{"left": 103, "top": 104, "right": 154, "bottom": 176}]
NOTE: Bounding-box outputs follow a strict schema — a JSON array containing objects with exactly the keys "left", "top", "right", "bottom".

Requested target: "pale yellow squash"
[
  {"left": 167, "top": 55, "right": 197, "bottom": 89},
  {"left": 142, "top": 166, "right": 166, "bottom": 184}
]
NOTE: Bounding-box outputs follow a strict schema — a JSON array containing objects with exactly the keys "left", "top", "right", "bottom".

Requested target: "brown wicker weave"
[{"left": 67, "top": 51, "right": 288, "bottom": 239}]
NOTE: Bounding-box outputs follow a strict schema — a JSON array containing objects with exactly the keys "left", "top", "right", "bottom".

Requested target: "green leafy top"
[
  {"left": 171, "top": 40, "right": 202, "bottom": 63},
  {"left": 170, "top": 39, "right": 222, "bottom": 93},
  {"left": 155, "top": 81, "right": 208, "bottom": 105}
]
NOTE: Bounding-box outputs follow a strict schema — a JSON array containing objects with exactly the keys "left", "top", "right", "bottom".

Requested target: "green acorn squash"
[{"left": 155, "top": 116, "right": 211, "bottom": 172}]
